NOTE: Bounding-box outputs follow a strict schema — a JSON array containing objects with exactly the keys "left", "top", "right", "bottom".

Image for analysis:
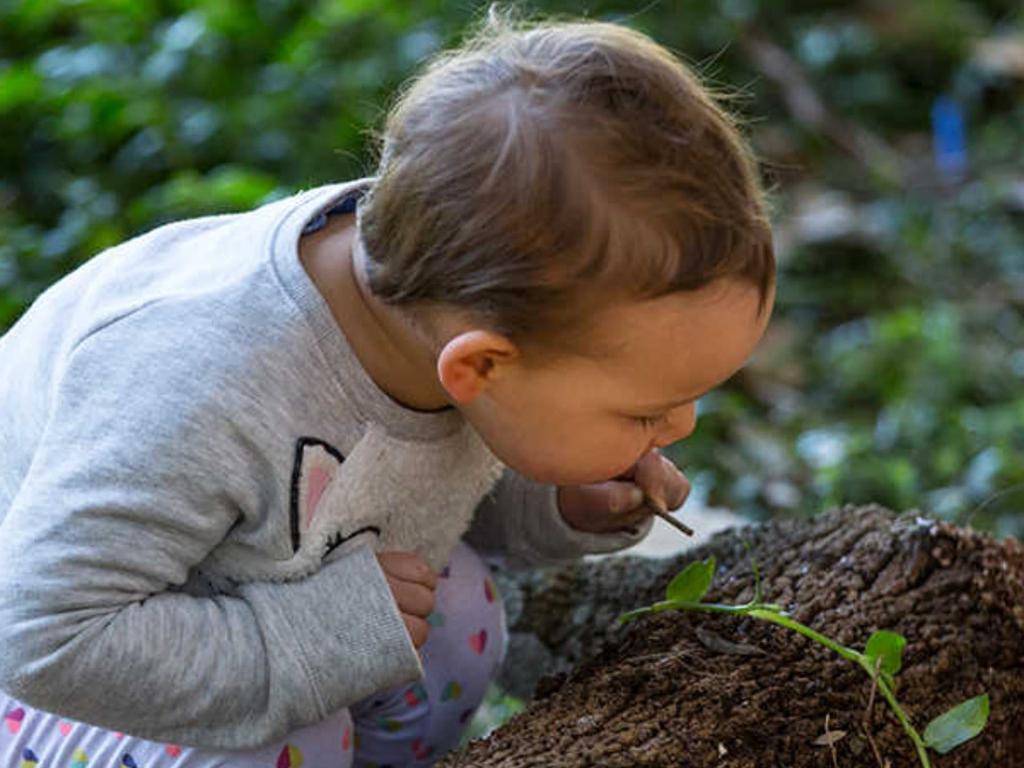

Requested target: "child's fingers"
[
  {"left": 654, "top": 453, "right": 691, "bottom": 510},
  {"left": 385, "top": 577, "right": 435, "bottom": 619},
  {"left": 568, "top": 480, "right": 643, "bottom": 514},
  {"left": 633, "top": 450, "right": 690, "bottom": 510},
  {"left": 559, "top": 481, "right": 649, "bottom": 533},
  {"left": 603, "top": 481, "right": 645, "bottom": 514},
  {"left": 403, "top": 615, "right": 430, "bottom": 648},
  {"left": 666, "top": 462, "right": 691, "bottom": 509},
  {"left": 376, "top": 551, "right": 438, "bottom": 589},
  {"left": 618, "top": 501, "right": 657, "bottom": 528}
]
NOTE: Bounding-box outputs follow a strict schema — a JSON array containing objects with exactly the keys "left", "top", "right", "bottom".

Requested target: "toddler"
[{"left": 0, "top": 12, "right": 774, "bottom": 768}]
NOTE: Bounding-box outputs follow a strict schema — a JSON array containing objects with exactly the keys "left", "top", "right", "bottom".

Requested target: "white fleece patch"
[{"left": 204, "top": 423, "right": 505, "bottom": 582}]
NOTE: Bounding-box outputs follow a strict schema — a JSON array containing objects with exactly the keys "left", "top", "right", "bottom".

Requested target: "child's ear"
[{"left": 436, "top": 330, "right": 518, "bottom": 404}]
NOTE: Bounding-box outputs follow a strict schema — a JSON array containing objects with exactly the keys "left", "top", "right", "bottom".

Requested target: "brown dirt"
[{"left": 441, "top": 506, "right": 1024, "bottom": 767}]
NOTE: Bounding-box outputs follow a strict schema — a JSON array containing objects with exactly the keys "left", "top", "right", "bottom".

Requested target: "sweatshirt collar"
[{"left": 268, "top": 179, "right": 465, "bottom": 443}]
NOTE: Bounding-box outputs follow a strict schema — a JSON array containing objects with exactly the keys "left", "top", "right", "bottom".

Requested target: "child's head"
[{"left": 355, "top": 13, "right": 775, "bottom": 484}]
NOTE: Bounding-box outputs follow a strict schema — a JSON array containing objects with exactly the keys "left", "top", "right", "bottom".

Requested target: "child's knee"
[
  {"left": 251, "top": 707, "right": 354, "bottom": 768},
  {"left": 347, "top": 544, "right": 507, "bottom": 765},
  {"left": 427, "top": 542, "right": 507, "bottom": 671},
  {"left": 420, "top": 543, "right": 507, "bottom": 739}
]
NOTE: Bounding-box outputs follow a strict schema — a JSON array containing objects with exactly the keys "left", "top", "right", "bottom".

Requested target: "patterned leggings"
[{"left": 0, "top": 542, "right": 506, "bottom": 768}]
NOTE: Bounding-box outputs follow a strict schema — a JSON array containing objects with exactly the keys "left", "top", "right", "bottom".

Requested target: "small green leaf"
[
  {"left": 923, "top": 694, "right": 990, "bottom": 754},
  {"left": 864, "top": 630, "right": 906, "bottom": 677},
  {"left": 666, "top": 556, "right": 715, "bottom": 603}
]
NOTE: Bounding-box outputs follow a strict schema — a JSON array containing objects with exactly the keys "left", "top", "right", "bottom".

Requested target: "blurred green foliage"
[{"left": 2, "top": 0, "right": 1022, "bottom": 534}]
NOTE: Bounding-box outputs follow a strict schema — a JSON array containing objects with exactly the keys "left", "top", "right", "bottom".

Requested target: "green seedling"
[{"left": 618, "top": 555, "right": 989, "bottom": 767}]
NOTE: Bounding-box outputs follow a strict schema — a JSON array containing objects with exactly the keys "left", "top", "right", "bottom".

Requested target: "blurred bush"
[{"left": 2, "top": 0, "right": 1022, "bottom": 534}]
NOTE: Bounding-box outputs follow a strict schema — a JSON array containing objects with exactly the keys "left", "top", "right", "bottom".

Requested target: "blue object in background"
[{"left": 931, "top": 95, "right": 968, "bottom": 181}]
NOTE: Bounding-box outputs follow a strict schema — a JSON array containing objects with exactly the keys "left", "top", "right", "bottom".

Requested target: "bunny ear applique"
[{"left": 289, "top": 437, "right": 346, "bottom": 553}]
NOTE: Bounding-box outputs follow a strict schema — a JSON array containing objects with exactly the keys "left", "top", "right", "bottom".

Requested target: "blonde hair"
[{"left": 357, "top": 10, "right": 775, "bottom": 354}]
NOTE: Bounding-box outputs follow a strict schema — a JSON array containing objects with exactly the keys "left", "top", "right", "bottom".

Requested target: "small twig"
[
  {"left": 812, "top": 713, "right": 846, "bottom": 765},
  {"left": 862, "top": 656, "right": 887, "bottom": 768},
  {"left": 864, "top": 656, "right": 881, "bottom": 726},
  {"left": 626, "top": 649, "right": 695, "bottom": 669},
  {"left": 826, "top": 714, "right": 840, "bottom": 768},
  {"left": 645, "top": 496, "right": 694, "bottom": 537},
  {"left": 963, "top": 481, "right": 1024, "bottom": 528},
  {"left": 736, "top": 25, "right": 903, "bottom": 187},
  {"left": 694, "top": 626, "right": 766, "bottom": 656},
  {"left": 863, "top": 724, "right": 887, "bottom": 768}
]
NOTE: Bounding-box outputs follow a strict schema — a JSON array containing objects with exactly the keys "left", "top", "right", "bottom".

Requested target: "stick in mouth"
[{"left": 644, "top": 496, "right": 694, "bottom": 537}]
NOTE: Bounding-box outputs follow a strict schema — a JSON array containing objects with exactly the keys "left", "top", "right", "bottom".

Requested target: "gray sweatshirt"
[{"left": 0, "top": 179, "right": 649, "bottom": 750}]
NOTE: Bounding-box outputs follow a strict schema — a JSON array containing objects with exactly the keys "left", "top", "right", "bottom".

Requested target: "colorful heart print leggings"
[{"left": 0, "top": 541, "right": 507, "bottom": 768}]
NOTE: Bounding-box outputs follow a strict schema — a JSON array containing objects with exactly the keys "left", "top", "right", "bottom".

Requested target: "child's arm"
[
  {"left": 0, "top": 319, "right": 421, "bottom": 750},
  {"left": 464, "top": 468, "right": 655, "bottom": 568}
]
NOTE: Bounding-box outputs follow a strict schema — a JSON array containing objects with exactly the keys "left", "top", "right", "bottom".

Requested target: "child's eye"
[{"left": 632, "top": 414, "right": 666, "bottom": 429}]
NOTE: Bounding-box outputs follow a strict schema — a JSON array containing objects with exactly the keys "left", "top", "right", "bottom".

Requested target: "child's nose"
[{"left": 654, "top": 403, "right": 697, "bottom": 447}]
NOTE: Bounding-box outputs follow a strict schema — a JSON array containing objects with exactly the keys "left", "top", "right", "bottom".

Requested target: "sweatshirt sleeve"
[
  {"left": 0, "top": 320, "right": 421, "bottom": 750},
  {"left": 464, "top": 469, "right": 653, "bottom": 569}
]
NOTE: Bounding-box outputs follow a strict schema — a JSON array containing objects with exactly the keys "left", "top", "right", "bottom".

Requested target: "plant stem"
[
  {"left": 751, "top": 608, "right": 932, "bottom": 768},
  {"left": 618, "top": 599, "right": 781, "bottom": 622},
  {"left": 621, "top": 600, "right": 933, "bottom": 767},
  {"left": 868, "top": 666, "right": 932, "bottom": 768},
  {"left": 747, "top": 608, "right": 863, "bottom": 665}
]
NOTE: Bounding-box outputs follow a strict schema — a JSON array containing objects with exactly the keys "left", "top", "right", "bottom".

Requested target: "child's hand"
[
  {"left": 557, "top": 449, "right": 690, "bottom": 534},
  {"left": 376, "top": 551, "right": 438, "bottom": 648}
]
